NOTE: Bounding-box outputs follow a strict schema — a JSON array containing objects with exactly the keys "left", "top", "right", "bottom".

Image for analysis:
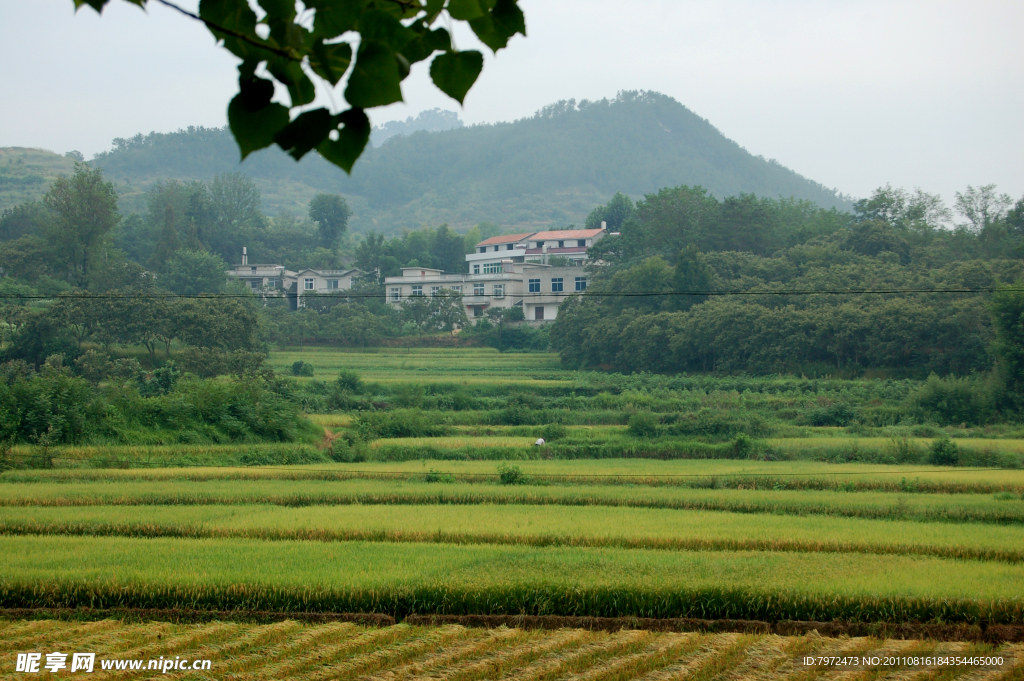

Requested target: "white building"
[
  {"left": 385, "top": 227, "right": 605, "bottom": 322},
  {"left": 225, "top": 247, "right": 361, "bottom": 308}
]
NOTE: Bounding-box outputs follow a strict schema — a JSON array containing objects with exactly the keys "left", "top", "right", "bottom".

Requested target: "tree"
[
  {"left": 585, "top": 192, "right": 635, "bottom": 231},
  {"left": 673, "top": 245, "right": 715, "bottom": 311},
  {"left": 431, "top": 224, "right": 467, "bottom": 273},
  {"left": 990, "top": 281, "right": 1024, "bottom": 402},
  {"left": 309, "top": 194, "right": 352, "bottom": 249},
  {"left": 77, "top": 0, "right": 525, "bottom": 174},
  {"left": 42, "top": 163, "right": 120, "bottom": 287},
  {"left": 955, "top": 184, "right": 1013, "bottom": 233},
  {"left": 163, "top": 249, "right": 229, "bottom": 295}
]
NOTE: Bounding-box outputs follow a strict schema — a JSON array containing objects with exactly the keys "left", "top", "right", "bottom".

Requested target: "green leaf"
[
  {"left": 257, "top": 0, "right": 296, "bottom": 23},
  {"left": 309, "top": 41, "right": 353, "bottom": 86},
  {"left": 345, "top": 41, "right": 403, "bottom": 109},
  {"left": 199, "top": 0, "right": 258, "bottom": 37},
  {"left": 424, "top": 0, "right": 446, "bottom": 23},
  {"left": 306, "top": 0, "right": 365, "bottom": 38},
  {"left": 275, "top": 108, "right": 335, "bottom": 160},
  {"left": 227, "top": 94, "right": 290, "bottom": 160},
  {"left": 468, "top": 0, "right": 525, "bottom": 52},
  {"left": 357, "top": 9, "right": 412, "bottom": 50},
  {"left": 239, "top": 75, "right": 276, "bottom": 111},
  {"left": 429, "top": 51, "right": 483, "bottom": 105},
  {"left": 401, "top": 27, "right": 450, "bottom": 64},
  {"left": 316, "top": 108, "right": 370, "bottom": 174},
  {"left": 447, "top": 0, "right": 485, "bottom": 20},
  {"left": 266, "top": 59, "right": 316, "bottom": 107}
]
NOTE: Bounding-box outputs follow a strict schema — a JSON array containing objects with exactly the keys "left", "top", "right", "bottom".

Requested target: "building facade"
[
  {"left": 225, "top": 248, "right": 361, "bottom": 309},
  {"left": 384, "top": 227, "right": 604, "bottom": 323}
]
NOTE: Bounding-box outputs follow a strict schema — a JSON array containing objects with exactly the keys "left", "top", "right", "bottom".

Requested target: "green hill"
[
  {"left": 13, "top": 92, "right": 851, "bottom": 232},
  {"left": 0, "top": 148, "right": 79, "bottom": 212}
]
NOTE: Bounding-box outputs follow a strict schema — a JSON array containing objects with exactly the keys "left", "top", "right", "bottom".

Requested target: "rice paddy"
[{"left": 6, "top": 347, "right": 1024, "bottom": 676}]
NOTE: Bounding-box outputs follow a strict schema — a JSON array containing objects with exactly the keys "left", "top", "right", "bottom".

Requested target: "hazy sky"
[{"left": 2, "top": 0, "right": 1021, "bottom": 206}]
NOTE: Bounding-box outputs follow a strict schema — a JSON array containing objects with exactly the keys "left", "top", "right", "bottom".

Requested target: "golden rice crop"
[
  {"left": 3, "top": 503, "right": 1024, "bottom": 563},
  {"left": 1, "top": 479, "right": 1022, "bottom": 524},
  {"left": 2, "top": 535, "right": 1024, "bottom": 622}
]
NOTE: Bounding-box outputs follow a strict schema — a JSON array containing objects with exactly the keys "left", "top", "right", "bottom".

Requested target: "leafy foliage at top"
[{"left": 75, "top": 0, "right": 525, "bottom": 173}]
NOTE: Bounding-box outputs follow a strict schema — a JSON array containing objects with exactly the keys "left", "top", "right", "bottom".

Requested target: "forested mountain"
[{"left": 85, "top": 91, "right": 849, "bottom": 233}]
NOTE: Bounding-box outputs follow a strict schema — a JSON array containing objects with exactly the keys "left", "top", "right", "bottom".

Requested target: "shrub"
[
  {"left": 540, "top": 423, "right": 568, "bottom": 441},
  {"left": 928, "top": 437, "right": 960, "bottom": 466},
  {"left": 291, "top": 360, "right": 315, "bottom": 377},
  {"left": 177, "top": 347, "right": 227, "bottom": 379},
  {"left": 337, "top": 369, "right": 364, "bottom": 393},
  {"left": 497, "top": 463, "right": 528, "bottom": 485},
  {"left": 352, "top": 409, "right": 451, "bottom": 440},
  {"left": 910, "top": 374, "right": 995, "bottom": 426},
  {"left": 804, "top": 402, "right": 857, "bottom": 427},
  {"left": 138, "top": 362, "right": 180, "bottom": 397},
  {"left": 628, "top": 412, "right": 659, "bottom": 438}
]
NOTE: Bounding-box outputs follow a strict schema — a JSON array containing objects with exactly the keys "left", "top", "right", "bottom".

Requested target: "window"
[
  {"left": 411, "top": 285, "right": 423, "bottom": 296},
  {"left": 430, "top": 286, "right": 441, "bottom": 296},
  {"left": 528, "top": 278, "right": 540, "bottom": 293},
  {"left": 558, "top": 240, "right": 564, "bottom": 248},
  {"left": 251, "top": 266, "right": 257, "bottom": 271},
  {"left": 473, "top": 264, "right": 480, "bottom": 274},
  {"left": 390, "top": 287, "right": 400, "bottom": 302},
  {"left": 249, "top": 279, "right": 260, "bottom": 289},
  {"left": 473, "top": 306, "right": 483, "bottom": 317},
  {"left": 493, "top": 245, "right": 500, "bottom": 252},
  {"left": 535, "top": 306, "right": 545, "bottom": 320},
  {"left": 577, "top": 240, "right": 586, "bottom": 247},
  {"left": 506, "top": 244, "right": 514, "bottom": 250},
  {"left": 304, "top": 278, "right": 314, "bottom": 290},
  {"left": 478, "top": 247, "right": 486, "bottom": 253},
  {"left": 575, "top": 276, "right": 587, "bottom": 292},
  {"left": 328, "top": 279, "right": 339, "bottom": 289},
  {"left": 551, "top": 277, "right": 563, "bottom": 292},
  {"left": 268, "top": 279, "right": 278, "bottom": 289},
  {"left": 473, "top": 283, "right": 485, "bottom": 296},
  {"left": 536, "top": 241, "right": 544, "bottom": 248},
  {"left": 483, "top": 262, "right": 503, "bottom": 274},
  {"left": 450, "top": 285, "right": 462, "bottom": 294},
  {"left": 492, "top": 284, "right": 505, "bottom": 298}
]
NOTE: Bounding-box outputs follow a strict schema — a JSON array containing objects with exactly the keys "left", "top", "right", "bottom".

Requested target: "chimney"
[
  {"left": 601, "top": 221, "right": 607, "bottom": 230},
  {"left": 242, "top": 246, "right": 248, "bottom": 266}
]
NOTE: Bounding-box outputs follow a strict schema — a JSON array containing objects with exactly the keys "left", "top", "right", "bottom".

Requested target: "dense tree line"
[{"left": 554, "top": 183, "right": 1024, "bottom": 383}]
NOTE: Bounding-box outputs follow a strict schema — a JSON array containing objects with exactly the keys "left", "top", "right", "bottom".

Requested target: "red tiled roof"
[
  {"left": 529, "top": 228, "right": 605, "bottom": 241},
  {"left": 476, "top": 232, "right": 535, "bottom": 247}
]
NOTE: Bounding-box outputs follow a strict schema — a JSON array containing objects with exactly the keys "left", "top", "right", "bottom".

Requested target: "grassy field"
[
  {"left": 6, "top": 346, "right": 1024, "bottom": 668},
  {"left": 5, "top": 620, "right": 1019, "bottom": 681}
]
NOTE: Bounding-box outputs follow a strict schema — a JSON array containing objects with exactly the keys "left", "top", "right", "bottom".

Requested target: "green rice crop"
[
  {"left": 6, "top": 459, "right": 1022, "bottom": 494},
  {"left": 4, "top": 504, "right": 1024, "bottom": 563},
  {"left": 1, "top": 535, "right": 1023, "bottom": 623},
  {"left": 1, "top": 479, "right": 1022, "bottom": 524}
]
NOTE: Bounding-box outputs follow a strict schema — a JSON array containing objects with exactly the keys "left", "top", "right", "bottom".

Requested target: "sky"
[{"left": 1, "top": 0, "right": 1022, "bottom": 206}]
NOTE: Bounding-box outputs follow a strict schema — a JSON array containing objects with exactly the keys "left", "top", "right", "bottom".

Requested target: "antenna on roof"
[{"left": 242, "top": 246, "right": 248, "bottom": 266}]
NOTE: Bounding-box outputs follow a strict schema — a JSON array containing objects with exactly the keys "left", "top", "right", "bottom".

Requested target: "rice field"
[
  {"left": 3, "top": 619, "right": 1018, "bottom": 681},
  {"left": 7, "top": 347, "right": 1024, "bottom": 674}
]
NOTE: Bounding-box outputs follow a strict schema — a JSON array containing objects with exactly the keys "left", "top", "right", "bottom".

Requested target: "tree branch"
[{"left": 149, "top": 0, "right": 301, "bottom": 62}]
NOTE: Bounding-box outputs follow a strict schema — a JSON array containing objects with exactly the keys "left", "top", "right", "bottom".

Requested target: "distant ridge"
[{"left": 82, "top": 91, "right": 850, "bottom": 232}]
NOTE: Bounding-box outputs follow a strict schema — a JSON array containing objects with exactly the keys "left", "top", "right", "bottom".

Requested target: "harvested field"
[{"left": 0, "top": 619, "right": 1020, "bottom": 680}]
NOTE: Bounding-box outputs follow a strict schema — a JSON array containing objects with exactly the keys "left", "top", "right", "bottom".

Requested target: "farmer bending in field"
[{"left": 535, "top": 438, "right": 545, "bottom": 446}]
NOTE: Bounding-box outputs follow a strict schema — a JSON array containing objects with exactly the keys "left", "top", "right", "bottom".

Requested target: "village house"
[
  {"left": 225, "top": 248, "right": 361, "bottom": 309},
  {"left": 384, "top": 226, "right": 605, "bottom": 322}
]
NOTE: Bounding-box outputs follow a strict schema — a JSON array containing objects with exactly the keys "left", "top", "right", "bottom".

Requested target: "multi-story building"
[
  {"left": 385, "top": 226, "right": 604, "bottom": 322},
  {"left": 225, "top": 248, "right": 361, "bottom": 308}
]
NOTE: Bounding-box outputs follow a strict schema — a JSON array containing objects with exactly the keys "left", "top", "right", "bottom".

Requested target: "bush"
[
  {"left": 628, "top": 412, "right": 659, "bottom": 438},
  {"left": 804, "top": 402, "right": 857, "bottom": 427},
  {"left": 928, "top": 437, "right": 960, "bottom": 466},
  {"left": 498, "top": 463, "right": 529, "bottom": 485},
  {"left": 337, "top": 369, "right": 363, "bottom": 393},
  {"left": 138, "top": 362, "right": 180, "bottom": 397},
  {"left": 291, "top": 360, "right": 315, "bottom": 377},
  {"left": 352, "top": 409, "right": 451, "bottom": 440},
  {"left": 540, "top": 423, "right": 568, "bottom": 441},
  {"left": 911, "top": 374, "right": 995, "bottom": 426}
]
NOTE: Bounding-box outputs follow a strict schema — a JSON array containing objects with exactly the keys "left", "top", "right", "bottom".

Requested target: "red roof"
[
  {"left": 529, "top": 228, "right": 605, "bottom": 241},
  {"left": 476, "top": 232, "right": 535, "bottom": 247}
]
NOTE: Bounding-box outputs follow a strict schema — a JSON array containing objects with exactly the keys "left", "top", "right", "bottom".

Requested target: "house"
[
  {"left": 384, "top": 226, "right": 604, "bottom": 323},
  {"left": 225, "top": 247, "right": 362, "bottom": 309}
]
